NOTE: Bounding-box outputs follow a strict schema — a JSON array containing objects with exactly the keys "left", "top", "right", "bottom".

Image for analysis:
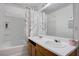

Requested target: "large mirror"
[{"left": 46, "top": 3, "right": 73, "bottom": 39}]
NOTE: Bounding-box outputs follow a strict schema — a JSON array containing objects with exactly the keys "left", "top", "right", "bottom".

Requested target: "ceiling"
[
  {"left": 3, "top": 3, "right": 72, "bottom": 14},
  {"left": 5, "top": 3, "right": 47, "bottom": 10},
  {"left": 42, "top": 3, "right": 72, "bottom": 14}
]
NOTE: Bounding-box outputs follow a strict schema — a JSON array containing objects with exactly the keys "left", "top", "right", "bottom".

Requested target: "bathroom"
[{"left": 0, "top": 3, "right": 79, "bottom": 56}]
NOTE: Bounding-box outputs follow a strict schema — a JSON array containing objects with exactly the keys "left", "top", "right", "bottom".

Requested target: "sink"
[{"left": 45, "top": 41, "right": 66, "bottom": 48}]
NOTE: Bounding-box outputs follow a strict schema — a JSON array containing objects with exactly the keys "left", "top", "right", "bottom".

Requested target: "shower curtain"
[{"left": 25, "top": 8, "right": 47, "bottom": 37}]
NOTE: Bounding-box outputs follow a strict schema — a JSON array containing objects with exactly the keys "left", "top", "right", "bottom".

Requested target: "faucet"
[{"left": 54, "top": 39, "right": 60, "bottom": 43}]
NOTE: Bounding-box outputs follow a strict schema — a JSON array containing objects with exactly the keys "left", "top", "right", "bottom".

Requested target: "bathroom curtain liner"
[{"left": 25, "top": 8, "right": 47, "bottom": 37}]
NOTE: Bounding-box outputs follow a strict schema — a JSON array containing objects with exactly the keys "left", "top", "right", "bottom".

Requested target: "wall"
[
  {"left": 0, "top": 4, "right": 27, "bottom": 55},
  {"left": 47, "top": 4, "right": 73, "bottom": 38},
  {"left": 73, "top": 3, "right": 79, "bottom": 40}
]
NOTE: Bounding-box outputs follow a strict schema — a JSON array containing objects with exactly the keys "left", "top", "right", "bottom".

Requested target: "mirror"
[{"left": 47, "top": 4, "right": 73, "bottom": 39}]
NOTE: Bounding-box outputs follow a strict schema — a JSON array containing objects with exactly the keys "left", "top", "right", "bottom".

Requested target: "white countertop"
[{"left": 28, "top": 36, "right": 77, "bottom": 56}]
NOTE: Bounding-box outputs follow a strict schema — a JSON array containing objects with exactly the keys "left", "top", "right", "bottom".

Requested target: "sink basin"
[{"left": 45, "top": 41, "right": 65, "bottom": 48}]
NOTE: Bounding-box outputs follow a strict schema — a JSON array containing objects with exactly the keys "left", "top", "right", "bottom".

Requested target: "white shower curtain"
[{"left": 25, "top": 8, "right": 47, "bottom": 37}]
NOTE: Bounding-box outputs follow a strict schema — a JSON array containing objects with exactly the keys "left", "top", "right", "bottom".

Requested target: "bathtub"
[{"left": 0, "top": 43, "right": 29, "bottom": 56}]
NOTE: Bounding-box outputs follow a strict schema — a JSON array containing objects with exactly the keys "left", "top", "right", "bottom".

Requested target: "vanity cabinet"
[
  {"left": 28, "top": 39, "right": 77, "bottom": 56},
  {"left": 28, "top": 39, "right": 56, "bottom": 56}
]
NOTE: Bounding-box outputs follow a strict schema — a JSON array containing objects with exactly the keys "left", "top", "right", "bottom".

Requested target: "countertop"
[{"left": 28, "top": 36, "right": 77, "bottom": 56}]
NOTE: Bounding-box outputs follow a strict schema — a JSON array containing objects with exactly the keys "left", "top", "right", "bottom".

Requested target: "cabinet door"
[
  {"left": 31, "top": 44, "right": 36, "bottom": 56},
  {"left": 28, "top": 40, "right": 36, "bottom": 56},
  {"left": 28, "top": 41, "right": 32, "bottom": 56},
  {"left": 36, "top": 45, "right": 44, "bottom": 56},
  {"left": 36, "top": 44, "right": 57, "bottom": 56}
]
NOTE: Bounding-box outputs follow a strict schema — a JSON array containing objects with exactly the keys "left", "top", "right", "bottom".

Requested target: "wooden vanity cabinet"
[
  {"left": 28, "top": 39, "right": 77, "bottom": 56},
  {"left": 28, "top": 39, "right": 57, "bottom": 56}
]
